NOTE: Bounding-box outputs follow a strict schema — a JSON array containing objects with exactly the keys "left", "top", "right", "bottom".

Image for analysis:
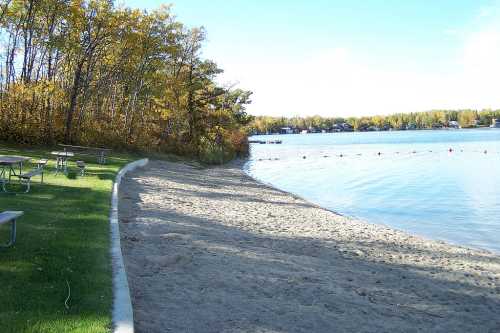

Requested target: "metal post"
[
  {"left": 11, "top": 219, "right": 16, "bottom": 245},
  {"left": 0, "top": 167, "right": 5, "bottom": 191},
  {"left": 1, "top": 219, "right": 16, "bottom": 247}
]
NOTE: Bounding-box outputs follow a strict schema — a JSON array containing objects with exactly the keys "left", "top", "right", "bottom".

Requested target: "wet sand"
[{"left": 119, "top": 160, "right": 500, "bottom": 333}]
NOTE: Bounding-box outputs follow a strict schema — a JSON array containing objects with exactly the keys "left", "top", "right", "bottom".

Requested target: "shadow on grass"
[
  {"left": 93, "top": 171, "right": 117, "bottom": 182},
  {"left": 0, "top": 171, "right": 117, "bottom": 332}
]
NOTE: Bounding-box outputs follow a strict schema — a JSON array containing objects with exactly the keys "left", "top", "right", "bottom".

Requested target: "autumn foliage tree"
[{"left": 0, "top": 0, "right": 252, "bottom": 162}]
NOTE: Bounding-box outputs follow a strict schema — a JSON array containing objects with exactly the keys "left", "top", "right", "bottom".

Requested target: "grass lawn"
[{"left": 0, "top": 144, "right": 136, "bottom": 333}]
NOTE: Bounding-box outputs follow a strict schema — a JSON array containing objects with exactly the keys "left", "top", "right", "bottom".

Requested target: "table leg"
[
  {"left": 0, "top": 219, "right": 16, "bottom": 247},
  {"left": 55, "top": 157, "right": 60, "bottom": 175},
  {"left": 1, "top": 165, "right": 18, "bottom": 193},
  {"left": 8, "top": 162, "right": 23, "bottom": 180},
  {"left": 0, "top": 166, "right": 6, "bottom": 192}
]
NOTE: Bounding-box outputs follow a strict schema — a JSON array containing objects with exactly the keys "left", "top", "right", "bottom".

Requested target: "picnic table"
[
  {"left": 58, "top": 144, "right": 111, "bottom": 164},
  {"left": 52, "top": 151, "right": 74, "bottom": 175},
  {"left": 0, "top": 156, "right": 30, "bottom": 192}
]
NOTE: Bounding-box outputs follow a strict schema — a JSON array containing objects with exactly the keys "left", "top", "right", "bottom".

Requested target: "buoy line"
[{"left": 254, "top": 148, "right": 500, "bottom": 162}]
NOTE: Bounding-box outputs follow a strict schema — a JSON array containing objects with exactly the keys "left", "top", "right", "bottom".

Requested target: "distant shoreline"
[
  {"left": 247, "top": 111, "right": 500, "bottom": 135},
  {"left": 250, "top": 126, "right": 499, "bottom": 136}
]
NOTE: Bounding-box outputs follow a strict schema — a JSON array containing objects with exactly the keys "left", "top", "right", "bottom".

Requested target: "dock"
[{"left": 248, "top": 140, "right": 282, "bottom": 144}]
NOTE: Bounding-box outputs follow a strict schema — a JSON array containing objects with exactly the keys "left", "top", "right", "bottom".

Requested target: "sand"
[{"left": 119, "top": 160, "right": 500, "bottom": 333}]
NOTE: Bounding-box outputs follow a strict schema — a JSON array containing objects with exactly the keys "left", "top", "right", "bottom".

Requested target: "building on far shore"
[
  {"left": 339, "top": 123, "right": 353, "bottom": 131},
  {"left": 406, "top": 123, "right": 417, "bottom": 130},
  {"left": 491, "top": 119, "right": 500, "bottom": 128},
  {"left": 448, "top": 120, "right": 460, "bottom": 129},
  {"left": 280, "top": 127, "right": 294, "bottom": 134}
]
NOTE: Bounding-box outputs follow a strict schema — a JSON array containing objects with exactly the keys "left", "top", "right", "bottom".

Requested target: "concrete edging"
[{"left": 110, "top": 158, "right": 149, "bottom": 333}]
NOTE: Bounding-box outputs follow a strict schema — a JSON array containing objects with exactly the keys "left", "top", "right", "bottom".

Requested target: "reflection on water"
[{"left": 245, "top": 129, "right": 500, "bottom": 253}]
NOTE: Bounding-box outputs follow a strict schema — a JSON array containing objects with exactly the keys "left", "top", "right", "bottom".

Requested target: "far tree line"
[{"left": 247, "top": 109, "right": 500, "bottom": 134}]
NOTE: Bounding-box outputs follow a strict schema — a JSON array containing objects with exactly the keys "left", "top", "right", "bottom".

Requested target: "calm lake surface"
[{"left": 245, "top": 129, "right": 500, "bottom": 253}]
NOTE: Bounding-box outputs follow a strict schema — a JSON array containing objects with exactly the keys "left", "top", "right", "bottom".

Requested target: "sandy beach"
[{"left": 119, "top": 160, "right": 500, "bottom": 333}]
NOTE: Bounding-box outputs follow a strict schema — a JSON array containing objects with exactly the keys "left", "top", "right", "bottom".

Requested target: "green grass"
[{"left": 0, "top": 144, "right": 136, "bottom": 333}]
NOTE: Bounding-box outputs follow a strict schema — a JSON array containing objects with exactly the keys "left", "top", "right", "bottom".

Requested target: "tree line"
[
  {"left": 0, "top": 0, "right": 252, "bottom": 163},
  {"left": 247, "top": 109, "right": 500, "bottom": 134}
]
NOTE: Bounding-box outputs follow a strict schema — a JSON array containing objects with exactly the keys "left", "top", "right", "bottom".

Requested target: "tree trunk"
[{"left": 65, "top": 60, "right": 84, "bottom": 143}]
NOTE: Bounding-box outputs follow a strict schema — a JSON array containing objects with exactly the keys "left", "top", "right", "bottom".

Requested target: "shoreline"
[
  {"left": 119, "top": 159, "right": 500, "bottom": 332},
  {"left": 240, "top": 158, "right": 500, "bottom": 256},
  {"left": 237, "top": 158, "right": 345, "bottom": 216},
  {"left": 240, "top": 158, "right": 488, "bottom": 255}
]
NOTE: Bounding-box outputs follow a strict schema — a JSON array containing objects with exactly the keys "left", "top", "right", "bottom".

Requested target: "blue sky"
[{"left": 122, "top": 0, "right": 500, "bottom": 117}]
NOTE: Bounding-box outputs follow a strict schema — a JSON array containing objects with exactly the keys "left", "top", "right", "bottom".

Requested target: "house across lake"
[
  {"left": 491, "top": 119, "right": 500, "bottom": 128},
  {"left": 280, "top": 127, "right": 294, "bottom": 134}
]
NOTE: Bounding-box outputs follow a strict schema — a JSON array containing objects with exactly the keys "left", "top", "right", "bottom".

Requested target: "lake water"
[{"left": 245, "top": 129, "right": 500, "bottom": 253}]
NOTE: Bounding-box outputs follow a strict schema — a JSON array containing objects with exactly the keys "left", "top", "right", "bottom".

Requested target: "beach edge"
[
  {"left": 234, "top": 158, "right": 497, "bottom": 255},
  {"left": 110, "top": 158, "right": 149, "bottom": 333}
]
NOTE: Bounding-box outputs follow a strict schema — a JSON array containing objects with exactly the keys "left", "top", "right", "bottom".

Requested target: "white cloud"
[
  {"left": 217, "top": 6, "right": 500, "bottom": 118},
  {"left": 219, "top": 50, "right": 452, "bottom": 117},
  {"left": 456, "top": 14, "right": 500, "bottom": 108}
]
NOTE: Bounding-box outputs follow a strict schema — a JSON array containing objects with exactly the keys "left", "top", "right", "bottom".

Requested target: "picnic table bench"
[
  {"left": 0, "top": 211, "right": 23, "bottom": 247},
  {"left": 18, "top": 167, "right": 44, "bottom": 193},
  {"left": 58, "top": 144, "right": 111, "bottom": 164}
]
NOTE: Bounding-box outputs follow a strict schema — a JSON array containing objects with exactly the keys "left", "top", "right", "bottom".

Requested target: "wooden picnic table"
[
  {"left": 51, "top": 151, "right": 74, "bottom": 175},
  {"left": 0, "top": 156, "right": 31, "bottom": 192}
]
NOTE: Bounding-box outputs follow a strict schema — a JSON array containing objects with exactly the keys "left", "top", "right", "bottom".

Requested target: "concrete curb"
[{"left": 110, "top": 158, "right": 149, "bottom": 333}]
